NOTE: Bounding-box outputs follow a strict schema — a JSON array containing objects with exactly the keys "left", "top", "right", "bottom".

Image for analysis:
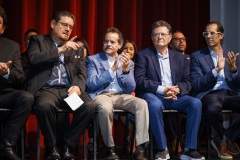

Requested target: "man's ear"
[{"left": 50, "top": 20, "right": 57, "bottom": 29}]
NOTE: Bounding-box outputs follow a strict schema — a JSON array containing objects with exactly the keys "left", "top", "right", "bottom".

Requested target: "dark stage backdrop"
[{"left": 0, "top": 0, "right": 209, "bottom": 54}]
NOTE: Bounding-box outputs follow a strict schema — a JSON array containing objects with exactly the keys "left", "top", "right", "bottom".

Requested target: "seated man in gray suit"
[{"left": 86, "top": 27, "right": 149, "bottom": 160}]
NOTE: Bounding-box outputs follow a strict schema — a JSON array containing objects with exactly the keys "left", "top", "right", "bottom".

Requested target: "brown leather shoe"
[
  {"left": 211, "top": 138, "right": 232, "bottom": 159},
  {"left": 227, "top": 139, "right": 240, "bottom": 155},
  {"left": 136, "top": 150, "right": 147, "bottom": 160}
]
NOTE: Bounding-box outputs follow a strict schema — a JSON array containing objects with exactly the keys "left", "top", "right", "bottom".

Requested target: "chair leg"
[
  {"left": 37, "top": 124, "right": 40, "bottom": 160},
  {"left": 122, "top": 114, "right": 129, "bottom": 158},
  {"left": 130, "top": 122, "right": 135, "bottom": 157},
  {"left": 175, "top": 114, "right": 182, "bottom": 156},
  {"left": 149, "top": 128, "right": 153, "bottom": 159},
  {"left": 83, "top": 131, "right": 87, "bottom": 160},
  {"left": 93, "top": 112, "right": 98, "bottom": 160},
  {"left": 207, "top": 121, "right": 211, "bottom": 159},
  {"left": 21, "top": 129, "right": 25, "bottom": 160}
]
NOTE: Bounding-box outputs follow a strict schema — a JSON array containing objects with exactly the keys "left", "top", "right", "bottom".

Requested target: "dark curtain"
[{"left": 0, "top": 0, "right": 209, "bottom": 54}]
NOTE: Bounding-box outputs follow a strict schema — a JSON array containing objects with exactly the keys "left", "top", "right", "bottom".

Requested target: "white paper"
[{"left": 64, "top": 92, "right": 84, "bottom": 111}]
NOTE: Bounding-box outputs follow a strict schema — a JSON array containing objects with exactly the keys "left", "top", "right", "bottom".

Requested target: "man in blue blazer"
[
  {"left": 134, "top": 20, "right": 204, "bottom": 160},
  {"left": 190, "top": 21, "right": 240, "bottom": 159},
  {"left": 86, "top": 27, "right": 149, "bottom": 160}
]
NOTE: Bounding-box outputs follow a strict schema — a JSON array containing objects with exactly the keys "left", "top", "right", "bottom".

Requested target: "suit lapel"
[
  {"left": 99, "top": 52, "right": 110, "bottom": 71},
  {"left": 169, "top": 50, "right": 176, "bottom": 84},
  {"left": 150, "top": 47, "right": 162, "bottom": 80},
  {"left": 203, "top": 48, "right": 215, "bottom": 69}
]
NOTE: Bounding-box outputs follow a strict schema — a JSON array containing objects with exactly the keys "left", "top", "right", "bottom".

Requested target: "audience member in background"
[
  {"left": 134, "top": 20, "right": 205, "bottom": 160},
  {"left": 21, "top": 29, "right": 39, "bottom": 77},
  {"left": 86, "top": 27, "right": 149, "bottom": 160},
  {"left": 27, "top": 10, "right": 95, "bottom": 160},
  {"left": 165, "top": 30, "right": 188, "bottom": 153},
  {"left": 0, "top": 7, "right": 33, "bottom": 160},
  {"left": 190, "top": 21, "right": 240, "bottom": 159},
  {"left": 74, "top": 37, "right": 91, "bottom": 59},
  {"left": 16, "top": 28, "right": 38, "bottom": 158}
]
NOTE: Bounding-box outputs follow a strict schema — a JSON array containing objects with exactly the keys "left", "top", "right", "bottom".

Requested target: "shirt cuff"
[
  {"left": 3, "top": 68, "right": 10, "bottom": 79},
  {"left": 212, "top": 69, "right": 218, "bottom": 77},
  {"left": 108, "top": 68, "right": 116, "bottom": 78},
  {"left": 156, "top": 85, "right": 165, "bottom": 95}
]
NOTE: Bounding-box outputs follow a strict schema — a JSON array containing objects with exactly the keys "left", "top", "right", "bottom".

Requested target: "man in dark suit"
[
  {"left": 190, "top": 21, "right": 240, "bottom": 159},
  {"left": 27, "top": 11, "right": 95, "bottom": 160},
  {"left": 0, "top": 7, "right": 33, "bottom": 160},
  {"left": 134, "top": 20, "right": 205, "bottom": 160}
]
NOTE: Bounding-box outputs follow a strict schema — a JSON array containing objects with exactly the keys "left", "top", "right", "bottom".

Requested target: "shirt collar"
[
  {"left": 157, "top": 48, "right": 169, "bottom": 59},
  {"left": 105, "top": 53, "right": 118, "bottom": 62}
]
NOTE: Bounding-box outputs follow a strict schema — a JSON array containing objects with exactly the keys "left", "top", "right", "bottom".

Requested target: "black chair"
[
  {"left": 206, "top": 110, "right": 233, "bottom": 159},
  {"left": 0, "top": 108, "right": 25, "bottom": 160},
  {"left": 148, "top": 109, "right": 183, "bottom": 159},
  {"left": 93, "top": 109, "right": 135, "bottom": 160},
  {"left": 36, "top": 108, "right": 87, "bottom": 160}
]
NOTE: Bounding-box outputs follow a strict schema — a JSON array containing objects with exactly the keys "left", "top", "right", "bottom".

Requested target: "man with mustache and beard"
[
  {"left": 27, "top": 11, "right": 95, "bottom": 160},
  {"left": 86, "top": 27, "right": 149, "bottom": 160},
  {"left": 190, "top": 21, "right": 240, "bottom": 159}
]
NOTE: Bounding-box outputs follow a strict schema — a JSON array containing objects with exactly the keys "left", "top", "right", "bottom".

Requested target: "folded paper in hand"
[{"left": 64, "top": 92, "right": 84, "bottom": 111}]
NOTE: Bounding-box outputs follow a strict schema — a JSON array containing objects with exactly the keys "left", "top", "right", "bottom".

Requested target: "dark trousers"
[
  {"left": 0, "top": 90, "right": 33, "bottom": 145},
  {"left": 202, "top": 89, "right": 240, "bottom": 141},
  {"left": 33, "top": 87, "right": 95, "bottom": 147}
]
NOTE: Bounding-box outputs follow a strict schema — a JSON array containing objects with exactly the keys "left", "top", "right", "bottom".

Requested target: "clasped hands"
[
  {"left": 0, "top": 61, "right": 12, "bottom": 75},
  {"left": 163, "top": 86, "right": 180, "bottom": 100},
  {"left": 215, "top": 50, "right": 239, "bottom": 73}
]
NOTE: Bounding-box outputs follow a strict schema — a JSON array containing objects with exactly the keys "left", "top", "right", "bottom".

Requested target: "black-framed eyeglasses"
[
  {"left": 152, "top": 33, "right": 170, "bottom": 38},
  {"left": 172, "top": 37, "right": 187, "bottom": 42},
  {"left": 57, "top": 21, "right": 74, "bottom": 30},
  {"left": 202, "top": 32, "right": 221, "bottom": 37}
]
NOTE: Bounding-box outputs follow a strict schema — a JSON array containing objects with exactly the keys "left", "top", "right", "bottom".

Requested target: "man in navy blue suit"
[
  {"left": 190, "top": 21, "right": 240, "bottom": 159},
  {"left": 134, "top": 20, "right": 205, "bottom": 160}
]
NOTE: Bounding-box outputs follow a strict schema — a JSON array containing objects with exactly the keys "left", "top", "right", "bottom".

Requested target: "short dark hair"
[
  {"left": 0, "top": 7, "right": 7, "bottom": 28},
  {"left": 52, "top": 11, "right": 76, "bottom": 24},
  {"left": 103, "top": 27, "right": 124, "bottom": 45},
  {"left": 151, "top": 20, "right": 172, "bottom": 36},
  {"left": 205, "top": 21, "right": 224, "bottom": 33},
  {"left": 24, "top": 29, "right": 39, "bottom": 40}
]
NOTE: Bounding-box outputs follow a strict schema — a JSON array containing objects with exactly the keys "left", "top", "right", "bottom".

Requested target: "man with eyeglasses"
[
  {"left": 190, "top": 21, "right": 240, "bottom": 159},
  {"left": 27, "top": 11, "right": 95, "bottom": 160},
  {"left": 166, "top": 30, "right": 190, "bottom": 154},
  {"left": 135, "top": 20, "right": 205, "bottom": 160}
]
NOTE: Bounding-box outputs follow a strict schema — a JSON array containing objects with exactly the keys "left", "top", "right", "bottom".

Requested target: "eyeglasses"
[
  {"left": 152, "top": 33, "right": 170, "bottom": 38},
  {"left": 172, "top": 37, "right": 187, "bottom": 42},
  {"left": 57, "top": 21, "right": 74, "bottom": 30},
  {"left": 202, "top": 32, "right": 221, "bottom": 37}
]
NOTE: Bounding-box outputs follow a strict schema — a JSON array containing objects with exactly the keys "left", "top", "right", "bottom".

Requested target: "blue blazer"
[
  {"left": 86, "top": 52, "right": 135, "bottom": 99},
  {"left": 190, "top": 47, "right": 240, "bottom": 99},
  {"left": 134, "top": 47, "right": 191, "bottom": 98}
]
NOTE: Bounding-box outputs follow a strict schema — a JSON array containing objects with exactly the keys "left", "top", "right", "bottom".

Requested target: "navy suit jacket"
[
  {"left": 0, "top": 36, "right": 24, "bottom": 91},
  {"left": 86, "top": 52, "right": 135, "bottom": 99},
  {"left": 134, "top": 46, "right": 191, "bottom": 98},
  {"left": 190, "top": 47, "right": 240, "bottom": 99},
  {"left": 26, "top": 35, "right": 86, "bottom": 94}
]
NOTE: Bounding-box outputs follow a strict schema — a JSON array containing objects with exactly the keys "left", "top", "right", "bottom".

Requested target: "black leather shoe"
[
  {"left": 45, "top": 146, "right": 61, "bottom": 160},
  {"left": 104, "top": 146, "right": 119, "bottom": 160},
  {"left": 0, "top": 140, "right": 22, "bottom": 160},
  {"left": 136, "top": 150, "right": 147, "bottom": 160},
  {"left": 62, "top": 144, "right": 74, "bottom": 160}
]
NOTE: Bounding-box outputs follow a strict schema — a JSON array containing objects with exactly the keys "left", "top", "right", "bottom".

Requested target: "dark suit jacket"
[
  {"left": 26, "top": 35, "right": 86, "bottom": 94},
  {"left": 0, "top": 36, "right": 24, "bottom": 91},
  {"left": 134, "top": 46, "right": 191, "bottom": 98},
  {"left": 190, "top": 47, "right": 240, "bottom": 99}
]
